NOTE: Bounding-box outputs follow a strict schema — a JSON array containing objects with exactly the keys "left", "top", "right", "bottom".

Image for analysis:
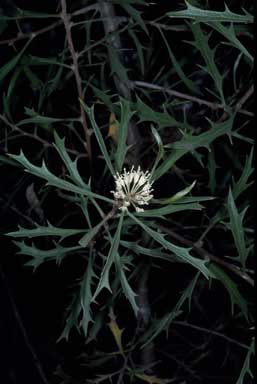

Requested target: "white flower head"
[{"left": 111, "top": 166, "right": 154, "bottom": 213}]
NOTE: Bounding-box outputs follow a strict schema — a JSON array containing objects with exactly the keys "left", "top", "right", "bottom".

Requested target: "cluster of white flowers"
[{"left": 111, "top": 166, "right": 154, "bottom": 212}]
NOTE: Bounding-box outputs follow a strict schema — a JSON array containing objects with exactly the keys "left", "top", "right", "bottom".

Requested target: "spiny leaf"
[
  {"left": 80, "top": 101, "right": 115, "bottom": 175},
  {"left": 128, "top": 28, "right": 145, "bottom": 75},
  {"left": 59, "top": 253, "right": 97, "bottom": 341},
  {"left": 226, "top": 189, "right": 249, "bottom": 267},
  {"left": 13, "top": 241, "right": 81, "bottom": 269},
  {"left": 53, "top": 131, "right": 88, "bottom": 188},
  {"left": 92, "top": 213, "right": 124, "bottom": 300},
  {"left": 27, "top": 55, "right": 71, "bottom": 69},
  {"left": 23, "top": 66, "right": 43, "bottom": 90},
  {"left": 115, "top": 253, "right": 138, "bottom": 316},
  {"left": 157, "top": 26, "right": 196, "bottom": 92},
  {"left": 236, "top": 338, "right": 255, "bottom": 384},
  {"left": 122, "top": 3, "right": 148, "bottom": 34},
  {"left": 155, "top": 115, "right": 234, "bottom": 180},
  {"left": 135, "top": 201, "right": 202, "bottom": 218},
  {"left": 135, "top": 96, "right": 178, "bottom": 128},
  {"left": 17, "top": 108, "right": 76, "bottom": 126},
  {"left": 80, "top": 253, "right": 97, "bottom": 337},
  {"left": 167, "top": 2, "right": 253, "bottom": 23},
  {"left": 150, "top": 126, "right": 164, "bottom": 180},
  {"left": 190, "top": 23, "right": 225, "bottom": 104},
  {"left": 120, "top": 240, "right": 179, "bottom": 263},
  {"left": 6, "top": 222, "right": 85, "bottom": 239},
  {"left": 153, "top": 196, "right": 215, "bottom": 205},
  {"left": 207, "top": 22, "right": 253, "bottom": 62},
  {"left": 207, "top": 145, "right": 218, "bottom": 194},
  {"left": 0, "top": 38, "right": 32, "bottom": 82},
  {"left": 1, "top": 9, "right": 59, "bottom": 20},
  {"left": 109, "top": 46, "right": 131, "bottom": 86},
  {"left": 232, "top": 148, "right": 254, "bottom": 199},
  {"left": 8, "top": 151, "right": 113, "bottom": 203},
  {"left": 79, "top": 219, "right": 107, "bottom": 248},
  {"left": 115, "top": 99, "right": 135, "bottom": 172},
  {"left": 128, "top": 213, "right": 210, "bottom": 278}
]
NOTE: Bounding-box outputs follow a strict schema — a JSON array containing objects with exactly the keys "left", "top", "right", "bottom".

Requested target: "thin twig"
[
  {"left": 132, "top": 80, "right": 253, "bottom": 116},
  {"left": 0, "top": 5, "right": 98, "bottom": 46},
  {"left": 172, "top": 321, "right": 250, "bottom": 350},
  {"left": 234, "top": 84, "right": 254, "bottom": 113},
  {"left": 60, "top": 0, "right": 92, "bottom": 164},
  {"left": 158, "top": 224, "right": 254, "bottom": 286},
  {"left": 0, "top": 114, "right": 86, "bottom": 158},
  {"left": 218, "top": 84, "right": 254, "bottom": 122},
  {"left": 0, "top": 20, "right": 63, "bottom": 45},
  {"left": 0, "top": 266, "right": 50, "bottom": 384}
]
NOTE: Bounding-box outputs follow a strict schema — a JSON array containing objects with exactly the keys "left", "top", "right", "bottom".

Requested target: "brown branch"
[
  {"left": 217, "top": 84, "right": 254, "bottom": 122},
  {"left": 234, "top": 84, "right": 254, "bottom": 113},
  {"left": 60, "top": 0, "right": 92, "bottom": 165},
  {"left": 158, "top": 224, "right": 254, "bottom": 286},
  {"left": 132, "top": 80, "right": 254, "bottom": 117}
]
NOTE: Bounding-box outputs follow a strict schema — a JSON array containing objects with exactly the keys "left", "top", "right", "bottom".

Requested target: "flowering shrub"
[{"left": 0, "top": 1, "right": 254, "bottom": 383}]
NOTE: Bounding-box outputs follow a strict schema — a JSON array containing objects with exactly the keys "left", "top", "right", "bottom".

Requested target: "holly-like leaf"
[
  {"left": 190, "top": 23, "right": 225, "bottom": 104},
  {"left": 80, "top": 101, "right": 115, "bottom": 175},
  {"left": 92, "top": 213, "right": 124, "bottom": 300},
  {"left": 6, "top": 222, "right": 85, "bottom": 239},
  {"left": 115, "top": 99, "right": 135, "bottom": 172},
  {"left": 155, "top": 115, "right": 234, "bottom": 180},
  {"left": 59, "top": 253, "right": 97, "bottom": 340},
  {"left": 167, "top": 2, "right": 253, "bottom": 23},
  {"left": 135, "top": 96, "right": 178, "bottom": 128},
  {"left": 226, "top": 189, "right": 249, "bottom": 267},
  {"left": 53, "top": 131, "right": 88, "bottom": 188},
  {"left": 8, "top": 150, "right": 113, "bottom": 203},
  {"left": 128, "top": 213, "right": 210, "bottom": 278},
  {"left": 13, "top": 240, "right": 81, "bottom": 269}
]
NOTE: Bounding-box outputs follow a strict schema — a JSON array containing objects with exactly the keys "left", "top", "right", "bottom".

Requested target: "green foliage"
[
  {"left": 209, "top": 264, "right": 248, "bottom": 318},
  {"left": 167, "top": 2, "right": 253, "bottom": 23},
  {"left": 190, "top": 22, "right": 225, "bottom": 104},
  {"left": 1, "top": 0, "right": 253, "bottom": 382},
  {"left": 226, "top": 189, "right": 250, "bottom": 267},
  {"left": 236, "top": 338, "right": 255, "bottom": 384},
  {"left": 128, "top": 213, "right": 209, "bottom": 278}
]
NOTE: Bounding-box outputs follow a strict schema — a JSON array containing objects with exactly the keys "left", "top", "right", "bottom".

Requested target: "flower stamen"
[{"left": 111, "top": 166, "right": 154, "bottom": 213}]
